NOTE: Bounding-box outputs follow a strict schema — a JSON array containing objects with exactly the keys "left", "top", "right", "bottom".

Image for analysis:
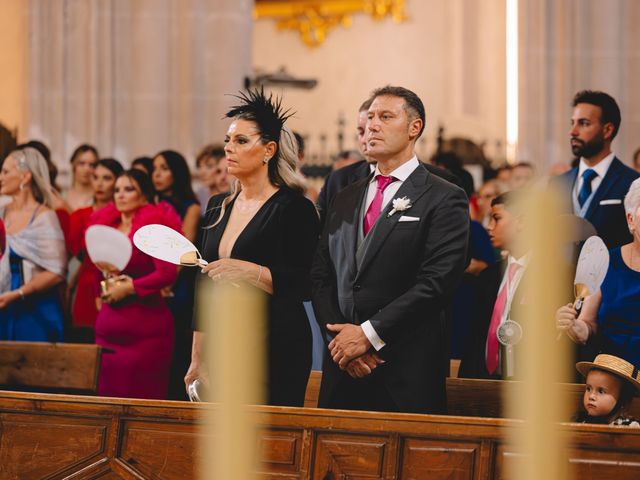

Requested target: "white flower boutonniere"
[{"left": 387, "top": 196, "right": 412, "bottom": 217}]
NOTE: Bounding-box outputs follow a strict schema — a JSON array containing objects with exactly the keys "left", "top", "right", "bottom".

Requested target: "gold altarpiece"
[{"left": 254, "top": 0, "right": 407, "bottom": 47}]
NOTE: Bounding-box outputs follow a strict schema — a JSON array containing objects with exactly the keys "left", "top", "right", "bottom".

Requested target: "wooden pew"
[
  {"left": 305, "top": 368, "right": 640, "bottom": 419},
  {"left": 0, "top": 341, "right": 102, "bottom": 393},
  {"left": 1, "top": 390, "right": 639, "bottom": 479},
  {"left": 447, "top": 377, "right": 640, "bottom": 419}
]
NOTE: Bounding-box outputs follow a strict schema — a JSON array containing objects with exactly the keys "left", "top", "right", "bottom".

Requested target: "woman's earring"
[
  {"left": 19, "top": 183, "right": 24, "bottom": 192},
  {"left": 263, "top": 156, "right": 270, "bottom": 165}
]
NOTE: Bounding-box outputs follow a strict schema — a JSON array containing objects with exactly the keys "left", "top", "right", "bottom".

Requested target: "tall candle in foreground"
[{"left": 199, "top": 280, "right": 266, "bottom": 480}]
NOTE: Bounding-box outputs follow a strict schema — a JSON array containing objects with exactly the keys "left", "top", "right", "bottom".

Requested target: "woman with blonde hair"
[
  {"left": 185, "top": 88, "right": 320, "bottom": 406},
  {"left": 0, "top": 147, "right": 67, "bottom": 341}
]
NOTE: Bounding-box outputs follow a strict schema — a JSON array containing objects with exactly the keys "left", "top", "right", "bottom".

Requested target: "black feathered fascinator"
[{"left": 225, "top": 87, "right": 294, "bottom": 144}]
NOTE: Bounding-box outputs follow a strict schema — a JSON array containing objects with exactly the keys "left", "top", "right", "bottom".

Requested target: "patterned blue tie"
[{"left": 578, "top": 169, "right": 598, "bottom": 207}]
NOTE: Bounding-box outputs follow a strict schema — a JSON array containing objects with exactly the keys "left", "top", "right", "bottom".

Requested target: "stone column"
[{"left": 27, "top": 0, "right": 253, "bottom": 185}]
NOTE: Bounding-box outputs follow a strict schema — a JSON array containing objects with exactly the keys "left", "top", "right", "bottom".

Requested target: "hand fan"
[
  {"left": 133, "top": 224, "right": 208, "bottom": 267},
  {"left": 85, "top": 225, "right": 132, "bottom": 272},
  {"left": 557, "top": 235, "right": 609, "bottom": 340},
  {"left": 574, "top": 235, "right": 609, "bottom": 311},
  {"left": 85, "top": 225, "right": 133, "bottom": 300},
  {"left": 497, "top": 320, "right": 523, "bottom": 378}
]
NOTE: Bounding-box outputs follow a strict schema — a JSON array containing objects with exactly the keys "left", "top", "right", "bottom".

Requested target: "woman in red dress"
[
  {"left": 90, "top": 169, "right": 181, "bottom": 399},
  {"left": 68, "top": 159, "right": 123, "bottom": 328}
]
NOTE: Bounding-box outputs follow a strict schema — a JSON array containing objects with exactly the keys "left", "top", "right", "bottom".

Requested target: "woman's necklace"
[{"left": 235, "top": 195, "right": 267, "bottom": 214}]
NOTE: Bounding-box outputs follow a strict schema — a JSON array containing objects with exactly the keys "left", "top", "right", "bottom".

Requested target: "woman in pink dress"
[{"left": 90, "top": 169, "right": 180, "bottom": 399}]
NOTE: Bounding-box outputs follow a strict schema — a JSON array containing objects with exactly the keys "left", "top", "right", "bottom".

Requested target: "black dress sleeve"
[{"left": 269, "top": 194, "right": 320, "bottom": 302}]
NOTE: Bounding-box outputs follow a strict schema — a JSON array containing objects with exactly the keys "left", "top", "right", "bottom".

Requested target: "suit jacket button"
[{"left": 353, "top": 285, "right": 361, "bottom": 291}]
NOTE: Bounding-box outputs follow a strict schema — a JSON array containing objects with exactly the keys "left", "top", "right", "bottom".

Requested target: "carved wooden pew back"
[{"left": 1, "top": 390, "right": 639, "bottom": 479}]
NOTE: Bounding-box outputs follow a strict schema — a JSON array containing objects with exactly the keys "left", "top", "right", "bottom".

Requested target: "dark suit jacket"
[
  {"left": 311, "top": 165, "right": 469, "bottom": 413},
  {"left": 553, "top": 157, "right": 639, "bottom": 249},
  {"left": 316, "top": 160, "right": 462, "bottom": 227}
]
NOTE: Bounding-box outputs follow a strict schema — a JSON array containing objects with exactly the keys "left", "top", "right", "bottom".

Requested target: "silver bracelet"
[
  {"left": 257, "top": 265, "right": 263, "bottom": 284},
  {"left": 17, "top": 288, "right": 25, "bottom": 300}
]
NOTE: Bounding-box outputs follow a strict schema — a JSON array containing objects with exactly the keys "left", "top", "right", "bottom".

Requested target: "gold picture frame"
[{"left": 254, "top": 0, "right": 407, "bottom": 47}]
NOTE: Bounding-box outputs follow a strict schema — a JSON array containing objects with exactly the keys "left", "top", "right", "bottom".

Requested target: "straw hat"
[{"left": 576, "top": 354, "right": 640, "bottom": 393}]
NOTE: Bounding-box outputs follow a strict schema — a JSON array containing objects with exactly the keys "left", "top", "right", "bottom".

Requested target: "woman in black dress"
[{"left": 184, "top": 89, "right": 319, "bottom": 406}]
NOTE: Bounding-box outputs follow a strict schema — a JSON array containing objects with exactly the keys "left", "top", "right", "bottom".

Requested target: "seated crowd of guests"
[{"left": 0, "top": 86, "right": 639, "bottom": 427}]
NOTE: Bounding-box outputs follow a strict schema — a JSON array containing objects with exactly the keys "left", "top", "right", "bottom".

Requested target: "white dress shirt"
[
  {"left": 360, "top": 156, "right": 420, "bottom": 351},
  {"left": 573, "top": 152, "right": 615, "bottom": 205},
  {"left": 496, "top": 253, "right": 530, "bottom": 326}
]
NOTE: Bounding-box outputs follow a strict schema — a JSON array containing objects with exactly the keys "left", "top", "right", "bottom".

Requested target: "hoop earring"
[
  {"left": 19, "top": 183, "right": 24, "bottom": 192},
  {"left": 263, "top": 156, "right": 270, "bottom": 165}
]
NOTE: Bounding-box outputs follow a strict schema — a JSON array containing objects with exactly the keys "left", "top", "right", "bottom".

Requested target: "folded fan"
[
  {"left": 133, "top": 224, "right": 208, "bottom": 267},
  {"left": 85, "top": 225, "right": 132, "bottom": 272}
]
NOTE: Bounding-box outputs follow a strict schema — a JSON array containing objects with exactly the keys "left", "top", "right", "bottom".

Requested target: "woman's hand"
[
  {"left": 556, "top": 303, "right": 578, "bottom": 332},
  {"left": 0, "top": 291, "right": 21, "bottom": 309},
  {"left": 102, "top": 275, "right": 135, "bottom": 304},
  {"left": 184, "top": 359, "right": 209, "bottom": 393},
  {"left": 202, "top": 258, "right": 259, "bottom": 284}
]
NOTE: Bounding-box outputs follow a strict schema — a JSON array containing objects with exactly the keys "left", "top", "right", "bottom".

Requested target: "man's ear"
[
  {"left": 408, "top": 118, "right": 423, "bottom": 140},
  {"left": 603, "top": 122, "right": 615, "bottom": 141}
]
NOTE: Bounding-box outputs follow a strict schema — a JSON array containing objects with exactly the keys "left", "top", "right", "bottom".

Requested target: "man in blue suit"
[{"left": 554, "top": 90, "right": 639, "bottom": 249}]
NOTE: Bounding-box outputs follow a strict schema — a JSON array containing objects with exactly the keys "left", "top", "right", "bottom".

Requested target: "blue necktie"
[{"left": 578, "top": 169, "right": 598, "bottom": 207}]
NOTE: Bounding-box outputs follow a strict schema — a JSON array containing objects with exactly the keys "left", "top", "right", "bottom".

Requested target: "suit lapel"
[
  {"left": 355, "top": 166, "right": 433, "bottom": 280},
  {"left": 586, "top": 157, "right": 622, "bottom": 219}
]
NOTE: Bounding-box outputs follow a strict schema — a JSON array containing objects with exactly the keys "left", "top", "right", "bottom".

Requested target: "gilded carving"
[{"left": 254, "top": 0, "right": 407, "bottom": 47}]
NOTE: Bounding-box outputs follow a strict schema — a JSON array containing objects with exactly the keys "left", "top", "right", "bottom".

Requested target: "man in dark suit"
[
  {"left": 553, "top": 90, "right": 639, "bottom": 249},
  {"left": 311, "top": 86, "right": 469, "bottom": 414}
]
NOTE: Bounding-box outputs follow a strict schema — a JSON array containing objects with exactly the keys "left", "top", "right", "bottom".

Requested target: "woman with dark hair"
[
  {"left": 184, "top": 89, "right": 319, "bottom": 407},
  {"left": 68, "top": 159, "right": 124, "bottom": 331},
  {"left": 0, "top": 148, "right": 67, "bottom": 341},
  {"left": 151, "top": 150, "right": 201, "bottom": 399},
  {"left": 67, "top": 144, "right": 99, "bottom": 211},
  {"left": 152, "top": 150, "right": 200, "bottom": 242},
  {"left": 89, "top": 169, "right": 181, "bottom": 399}
]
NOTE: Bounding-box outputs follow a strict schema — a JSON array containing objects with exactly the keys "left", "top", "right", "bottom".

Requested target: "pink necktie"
[
  {"left": 364, "top": 175, "right": 396, "bottom": 235},
  {"left": 486, "top": 262, "right": 520, "bottom": 374}
]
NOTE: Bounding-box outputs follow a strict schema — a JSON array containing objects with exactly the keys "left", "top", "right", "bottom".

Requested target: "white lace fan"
[
  {"left": 133, "top": 224, "right": 208, "bottom": 267},
  {"left": 85, "top": 225, "right": 132, "bottom": 273},
  {"left": 574, "top": 236, "right": 609, "bottom": 312}
]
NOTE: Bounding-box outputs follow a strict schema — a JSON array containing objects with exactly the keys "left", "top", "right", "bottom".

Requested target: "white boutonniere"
[{"left": 387, "top": 196, "right": 412, "bottom": 217}]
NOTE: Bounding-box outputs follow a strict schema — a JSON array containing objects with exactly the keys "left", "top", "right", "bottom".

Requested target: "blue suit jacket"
[{"left": 554, "top": 157, "right": 639, "bottom": 249}]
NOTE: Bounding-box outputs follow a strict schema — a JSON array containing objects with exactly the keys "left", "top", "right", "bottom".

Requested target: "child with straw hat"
[{"left": 575, "top": 354, "right": 640, "bottom": 426}]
